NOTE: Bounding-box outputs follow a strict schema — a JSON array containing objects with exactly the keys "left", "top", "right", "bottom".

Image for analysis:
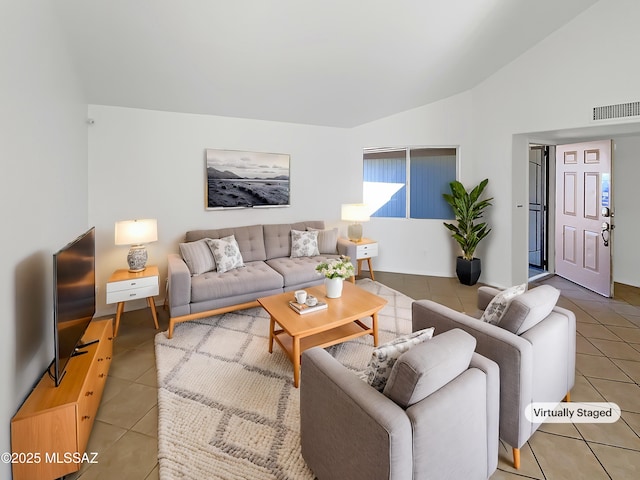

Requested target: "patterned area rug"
[{"left": 155, "top": 279, "right": 414, "bottom": 480}]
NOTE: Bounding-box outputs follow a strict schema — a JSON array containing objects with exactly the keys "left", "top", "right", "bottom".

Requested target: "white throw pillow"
[
  {"left": 179, "top": 239, "right": 216, "bottom": 276},
  {"left": 364, "top": 328, "right": 435, "bottom": 392},
  {"left": 480, "top": 283, "right": 527, "bottom": 325},
  {"left": 290, "top": 229, "right": 319, "bottom": 258},
  {"left": 206, "top": 235, "right": 245, "bottom": 273}
]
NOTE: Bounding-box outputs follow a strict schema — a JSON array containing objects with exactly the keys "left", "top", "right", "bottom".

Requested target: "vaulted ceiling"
[{"left": 54, "top": 0, "right": 600, "bottom": 127}]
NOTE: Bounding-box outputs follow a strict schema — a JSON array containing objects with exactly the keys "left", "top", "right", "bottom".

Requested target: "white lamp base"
[{"left": 127, "top": 245, "right": 148, "bottom": 272}]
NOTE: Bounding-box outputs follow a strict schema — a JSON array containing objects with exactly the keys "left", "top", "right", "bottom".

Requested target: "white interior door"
[{"left": 555, "top": 140, "right": 613, "bottom": 297}]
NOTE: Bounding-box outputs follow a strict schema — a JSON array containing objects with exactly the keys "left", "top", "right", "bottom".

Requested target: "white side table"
[
  {"left": 338, "top": 238, "right": 378, "bottom": 282},
  {"left": 106, "top": 265, "right": 160, "bottom": 336}
]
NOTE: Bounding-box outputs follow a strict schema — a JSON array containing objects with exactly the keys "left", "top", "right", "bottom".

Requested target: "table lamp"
[
  {"left": 115, "top": 219, "right": 158, "bottom": 272},
  {"left": 341, "top": 204, "right": 370, "bottom": 242}
]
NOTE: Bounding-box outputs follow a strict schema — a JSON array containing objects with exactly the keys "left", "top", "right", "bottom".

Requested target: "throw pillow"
[
  {"left": 307, "top": 227, "right": 338, "bottom": 254},
  {"left": 291, "top": 229, "right": 319, "bottom": 258},
  {"left": 480, "top": 283, "right": 527, "bottom": 325},
  {"left": 383, "top": 329, "right": 476, "bottom": 408},
  {"left": 364, "top": 328, "right": 435, "bottom": 392},
  {"left": 498, "top": 285, "right": 560, "bottom": 334},
  {"left": 179, "top": 239, "right": 216, "bottom": 276},
  {"left": 205, "top": 235, "right": 245, "bottom": 273}
]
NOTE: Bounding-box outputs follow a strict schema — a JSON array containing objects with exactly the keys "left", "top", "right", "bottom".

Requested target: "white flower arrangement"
[{"left": 315, "top": 256, "right": 355, "bottom": 280}]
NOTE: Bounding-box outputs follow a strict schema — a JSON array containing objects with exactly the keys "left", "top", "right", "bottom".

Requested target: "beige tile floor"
[{"left": 72, "top": 272, "right": 640, "bottom": 479}]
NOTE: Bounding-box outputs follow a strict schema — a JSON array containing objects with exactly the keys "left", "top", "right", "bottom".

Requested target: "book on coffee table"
[{"left": 288, "top": 300, "right": 328, "bottom": 315}]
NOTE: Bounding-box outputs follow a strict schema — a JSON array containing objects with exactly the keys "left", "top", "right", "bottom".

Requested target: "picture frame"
[{"left": 205, "top": 148, "right": 290, "bottom": 209}]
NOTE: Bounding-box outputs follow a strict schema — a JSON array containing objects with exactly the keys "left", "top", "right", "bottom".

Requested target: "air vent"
[{"left": 593, "top": 101, "right": 640, "bottom": 121}]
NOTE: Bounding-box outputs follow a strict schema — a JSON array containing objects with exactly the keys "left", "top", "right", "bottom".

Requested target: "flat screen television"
[{"left": 51, "top": 227, "right": 96, "bottom": 386}]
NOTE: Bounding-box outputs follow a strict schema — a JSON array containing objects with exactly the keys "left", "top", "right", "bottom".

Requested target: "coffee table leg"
[
  {"left": 293, "top": 336, "right": 301, "bottom": 388},
  {"left": 269, "top": 316, "right": 275, "bottom": 353},
  {"left": 372, "top": 312, "right": 379, "bottom": 346}
]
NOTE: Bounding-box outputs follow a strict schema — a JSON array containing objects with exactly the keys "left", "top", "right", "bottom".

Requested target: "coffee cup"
[
  {"left": 305, "top": 296, "right": 317, "bottom": 306},
  {"left": 294, "top": 290, "right": 307, "bottom": 304}
]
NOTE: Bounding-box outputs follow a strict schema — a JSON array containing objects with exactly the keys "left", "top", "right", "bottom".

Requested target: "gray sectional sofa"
[{"left": 166, "top": 221, "right": 344, "bottom": 337}]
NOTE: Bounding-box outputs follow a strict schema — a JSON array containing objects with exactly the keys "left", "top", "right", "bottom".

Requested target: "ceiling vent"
[{"left": 593, "top": 101, "right": 640, "bottom": 121}]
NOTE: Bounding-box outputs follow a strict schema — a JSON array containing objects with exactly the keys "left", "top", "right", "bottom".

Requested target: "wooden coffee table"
[{"left": 258, "top": 281, "right": 387, "bottom": 387}]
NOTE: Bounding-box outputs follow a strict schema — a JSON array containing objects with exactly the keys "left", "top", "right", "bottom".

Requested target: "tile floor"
[{"left": 71, "top": 272, "right": 640, "bottom": 479}]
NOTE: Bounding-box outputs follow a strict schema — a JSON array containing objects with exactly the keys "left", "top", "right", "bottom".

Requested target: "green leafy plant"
[{"left": 442, "top": 179, "right": 493, "bottom": 260}]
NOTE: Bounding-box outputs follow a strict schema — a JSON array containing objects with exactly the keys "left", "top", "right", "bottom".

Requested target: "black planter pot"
[{"left": 456, "top": 257, "right": 481, "bottom": 286}]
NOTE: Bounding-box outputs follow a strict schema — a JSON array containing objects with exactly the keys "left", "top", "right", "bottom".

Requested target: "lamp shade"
[
  {"left": 341, "top": 204, "right": 370, "bottom": 222},
  {"left": 115, "top": 219, "right": 158, "bottom": 246}
]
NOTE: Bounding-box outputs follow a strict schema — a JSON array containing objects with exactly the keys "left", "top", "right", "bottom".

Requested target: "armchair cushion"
[
  {"left": 498, "top": 285, "right": 560, "bottom": 334},
  {"left": 364, "top": 328, "right": 434, "bottom": 392},
  {"left": 384, "top": 329, "right": 477, "bottom": 408}
]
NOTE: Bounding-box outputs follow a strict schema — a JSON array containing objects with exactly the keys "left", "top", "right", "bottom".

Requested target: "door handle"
[{"left": 601, "top": 222, "right": 610, "bottom": 247}]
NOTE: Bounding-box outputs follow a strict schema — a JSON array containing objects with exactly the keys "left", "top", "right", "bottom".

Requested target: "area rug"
[{"left": 155, "top": 279, "right": 414, "bottom": 480}]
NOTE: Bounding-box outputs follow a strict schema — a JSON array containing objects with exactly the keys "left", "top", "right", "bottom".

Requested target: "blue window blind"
[
  {"left": 363, "top": 151, "right": 406, "bottom": 218},
  {"left": 409, "top": 148, "right": 456, "bottom": 219},
  {"left": 363, "top": 147, "right": 456, "bottom": 219}
]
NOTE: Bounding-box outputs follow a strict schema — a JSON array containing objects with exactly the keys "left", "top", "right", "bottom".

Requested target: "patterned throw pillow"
[
  {"left": 480, "top": 283, "right": 527, "bottom": 324},
  {"left": 179, "top": 239, "right": 216, "bottom": 276},
  {"left": 205, "top": 235, "right": 245, "bottom": 273},
  {"left": 364, "top": 328, "right": 435, "bottom": 392},
  {"left": 290, "top": 229, "right": 319, "bottom": 258}
]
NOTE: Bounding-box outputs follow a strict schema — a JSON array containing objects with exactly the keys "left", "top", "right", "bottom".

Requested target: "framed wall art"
[{"left": 205, "top": 148, "right": 290, "bottom": 209}]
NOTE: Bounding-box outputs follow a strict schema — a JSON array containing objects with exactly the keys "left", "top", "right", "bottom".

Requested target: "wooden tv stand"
[{"left": 10, "top": 319, "right": 113, "bottom": 480}]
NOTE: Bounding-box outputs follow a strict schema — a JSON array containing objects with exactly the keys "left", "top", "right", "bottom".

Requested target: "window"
[{"left": 363, "top": 147, "right": 456, "bottom": 219}]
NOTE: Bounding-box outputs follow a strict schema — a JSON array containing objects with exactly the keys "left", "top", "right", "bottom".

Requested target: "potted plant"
[
  {"left": 315, "top": 256, "right": 355, "bottom": 298},
  {"left": 442, "top": 178, "right": 493, "bottom": 285}
]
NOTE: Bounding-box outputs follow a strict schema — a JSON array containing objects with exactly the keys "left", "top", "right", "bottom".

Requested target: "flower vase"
[{"left": 325, "top": 277, "right": 344, "bottom": 298}]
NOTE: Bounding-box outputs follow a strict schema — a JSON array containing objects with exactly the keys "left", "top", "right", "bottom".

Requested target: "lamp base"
[
  {"left": 127, "top": 245, "right": 148, "bottom": 272},
  {"left": 347, "top": 223, "right": 363, "bottom": 242}
]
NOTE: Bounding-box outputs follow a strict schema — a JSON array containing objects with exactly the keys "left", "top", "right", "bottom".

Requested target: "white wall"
[
  {"left": 350, "top": 91, "right": 474, "bottom": 277},
  {"left": 0, "top": 0, "right": 88, "bottom": 475},
  {"left": 88, "top": 105, "right": 351, "bottom": 315},
  {"left": 611, "top": 135, "right": 640, "bottom": 287},
  {"left": 470, "top": 0, "right": 640, "bottom": 287},
  {"left": 347, "top": 0, "right": 640, "bottom": 289}
]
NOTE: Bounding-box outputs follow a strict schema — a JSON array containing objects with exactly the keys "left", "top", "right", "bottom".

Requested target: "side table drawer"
[
  {"left": 106, "top": 284, "right": 159, "bottom": 304},
  {"left": 356, "top": 243, "right": 378, "bottom": 258},
  {"left": 107, "top": 275, "right": 157, "bottom": 293}
]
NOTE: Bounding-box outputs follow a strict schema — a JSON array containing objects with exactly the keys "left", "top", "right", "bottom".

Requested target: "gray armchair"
[
  {"left": 412, "top": 285, "right": 576, "bottom": 469},
  {"left": 300, "top": 328, "right": 499, "bottom": 480}
]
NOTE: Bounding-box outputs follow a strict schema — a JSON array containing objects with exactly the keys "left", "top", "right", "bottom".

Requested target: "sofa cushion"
[
  {"left": 190, "top": 260, "right": 283, "bottom": 302},
  {"left": 206, "top": 235, "right": 245, "bottom": 273},
  {"left": 266, "top": 255, "right": 336, "bottom": 287},
  {"left": 308, "top": 227, "right": 338, "bottom": 254},
  {"left": 498, "top": 285, "right": 560, "bottom": 335},
  {"left": 291, "top": 230, "right": 319, "bottom": 257},
  {"left": 480, "top": 283, "right": 527, "bottom": 325},
  {"left": 179, "top": 239, "right": 216, "bottom": 275},
  {"left": 364, "top": 328, "right": 435, "bottom": 392},
  {"left": 186, "top": 225, "right": 266, "bottom": 262},
  {"left": 383, "top": 329, "right": 476, "bottom": 408}
]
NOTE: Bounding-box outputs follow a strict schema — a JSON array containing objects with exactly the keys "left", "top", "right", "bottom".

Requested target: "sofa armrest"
[
  {"left": 411, "top": 299, "right": 533, "bottom": 449},
  {"left": 337, "top": 237, "right": 357, "bottom": 268},
  {"left": 301, "top": 348, "right": 412, "bottom": 480},
  {"left": 167, "top": 253, "right": 192, "bottom": 317}
]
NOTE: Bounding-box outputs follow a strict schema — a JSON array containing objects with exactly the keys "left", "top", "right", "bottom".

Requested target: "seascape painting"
[{"left": 205, "top": 149, "right": 290, "bottom": 209}]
